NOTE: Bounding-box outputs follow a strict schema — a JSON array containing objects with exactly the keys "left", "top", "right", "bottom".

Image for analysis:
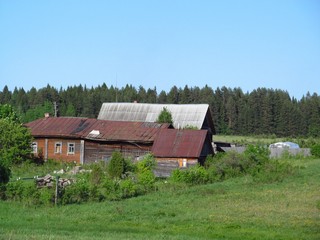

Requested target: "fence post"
[{"left": 55, "top": 175, "right": 60, "bottom": 206}]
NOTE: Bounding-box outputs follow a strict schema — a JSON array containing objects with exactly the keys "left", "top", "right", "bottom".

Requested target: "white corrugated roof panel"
[{"left": 98, "top": 103, "right": 212, "bottom": 131}]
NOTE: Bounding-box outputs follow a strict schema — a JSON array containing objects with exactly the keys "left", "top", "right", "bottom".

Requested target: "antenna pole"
[
  {"left": 54, "top": 101, "right": 58, "bottom": 117},
  {"left": 116, "top": 73, "right": 118, "bottom": 102}
]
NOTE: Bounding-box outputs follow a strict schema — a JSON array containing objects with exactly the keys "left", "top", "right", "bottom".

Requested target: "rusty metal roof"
[
  {"left": 151, "top": 129, "right": 209, "bottom": 158},
  {"left": 25, "top": 117, "right": 89, "bottom": 138},
  {"left": 25, "top": 117, "right": 170, "bottom": 143}
]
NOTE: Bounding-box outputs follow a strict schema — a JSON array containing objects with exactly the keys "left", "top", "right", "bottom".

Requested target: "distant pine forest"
[{"left": 1, "top": 84, "right": 319, "bottom": 137}]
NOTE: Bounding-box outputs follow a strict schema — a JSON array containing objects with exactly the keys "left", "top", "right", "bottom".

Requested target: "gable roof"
[
  {"left": 25, "top": 117, "right": 170, "bottom": 143},
  {"left": 97, "top": 103, "right": 215, "bottom": 133},
  {"left": 151, "top": 129, "right": 210, "bottom": 158}
]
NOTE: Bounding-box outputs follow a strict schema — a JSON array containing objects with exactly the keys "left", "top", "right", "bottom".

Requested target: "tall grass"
[{"left": 1, "top": 157, "right": 319, "bottom": 239}]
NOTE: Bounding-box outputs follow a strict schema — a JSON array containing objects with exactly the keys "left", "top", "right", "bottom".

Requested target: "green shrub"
[
  {"left": 6, "top": 179, "right": 54, "bottom": 205},
  {"left": 137, "top": 169, "right": 155, "bottom": 192},
  {"left": 119, "top": 179, "right": 138, "bottom": 198},
  {"left": 0, "top": 161, "right": 11, "bottom": 184},
  {"left": 5, "top": 180, "right": 24, "bottom": 201},
  {"left": 89, "top": 163, "right": 105, "bottom": 185},
  {"left": 252, "top": 160, "right": 296, "bottom": 183},
  {"left": 61, "top": 178, "right": 90, "bottom": 204},
  {"left": 156, "top": 107, "right": 173, "bottom": 124},
  {"left": 311, "top": 144, "right": 320, "bottom": 158},
  {"left": 124, "top": 158, "right": 136, "bottom": 173},
  {"left": 171, "top": 165, "right": 209, "bottom": 185},
  {"left": 136, "top": 154, "right": 156, "bottom": 192},
  {"left": 107, "top": 151, "right": 125, "bottom": 179},
  {"left": 88, "top": 185, "right": 105, "bottom": 202},
  {"left": 38, "top": 187, "right": 55, "bottom": 206},
  {"left": 101, "top": 177, "right": 120, "bottom": 201},
  {"left": 244, "top": 144, "right": 269, "bottom": 165},
  {"left": 212, "top": 151, "right": 253, "bottom": 180},
  {"left": 206, "top": 165, "right": 222, "bottom": 182},
  {"left": 137, "top": 154, "right": 156, "bottom": 172}
]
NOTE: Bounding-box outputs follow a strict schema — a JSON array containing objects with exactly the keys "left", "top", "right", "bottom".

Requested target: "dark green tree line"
[{"left": 0, "top": 84, "right": 319, "bottom": 137}]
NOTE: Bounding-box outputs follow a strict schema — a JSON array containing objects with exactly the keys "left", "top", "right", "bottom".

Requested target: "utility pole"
[
  {"left": 54, "top": 101, "right": 58, "bottom": 117},
  {"left": 115, "top": 73, "right": 118, "bottom": 103}
]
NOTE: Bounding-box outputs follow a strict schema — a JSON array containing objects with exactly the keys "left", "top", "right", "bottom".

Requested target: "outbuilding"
[{"left": 151, "top": 128, "right": 214, "bottom": 177}]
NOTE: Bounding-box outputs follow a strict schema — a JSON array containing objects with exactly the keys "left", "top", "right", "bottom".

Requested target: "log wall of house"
[
  {"left": 154, "top": 158, "right": 198, "bottom": 177},
  {"left": 84, "top": 141, "right": 151, "bottom": 164}
]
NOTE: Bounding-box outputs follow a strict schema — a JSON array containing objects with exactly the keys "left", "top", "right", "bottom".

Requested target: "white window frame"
[
  {"left": 182, "top": 159, "right": 187, "bottom": 167},
  {"left": 31, "top": 142, "right": 38, "bottom": 154},
  {"left": 55, "top": 142, "right": 62, "bottom": 154},
  {"left": 67, "top": 142, "right": 75, "bottom": 155}
]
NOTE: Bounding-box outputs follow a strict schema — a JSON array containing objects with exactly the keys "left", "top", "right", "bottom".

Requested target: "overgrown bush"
[
  {"left": 136, "top": 154, "right": 156, "bottom": 192},
  {"left": 0, "top": 160, "right": 11, "bottom": 184},
  {"left": 5, "top": 180, "right": 55, "bottom": 206},
  {"left": 244, "top": 144, "right": 269, "bottom": 166},
  {"left": 311, "top": 144, "right": 320, "bottom": 158},
  {"left": 171, "top": 165, "right": 209, "bottom": 185},
  {"left": 107, "top": 151, "right": 125, "bottom": 179},
  {"left": 3, "top": 146, "right": 300, "bottom": 205},
  {"left": 173, "top": 144, "right": 296, "bottom": 185},
  {"left": 119, "top": 179, "right": 138, "bottom": 198},
  {"left": 252, "top": 160, "right": 296, "bottom": 183},
  {"left": 61, "top": 176, "right": 90, "bottom": 204},
  {"left": 89, "top": 163, "right": 105, "bottom": 185}
]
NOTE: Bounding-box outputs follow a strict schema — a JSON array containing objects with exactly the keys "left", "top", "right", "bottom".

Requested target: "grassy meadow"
[{"left": 1, "top": 156, "right": 319, "bottom": 240}]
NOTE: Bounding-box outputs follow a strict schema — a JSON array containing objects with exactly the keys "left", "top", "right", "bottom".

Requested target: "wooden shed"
[{"left": 151, "top": 128, "right": 214, "bottom": 177}]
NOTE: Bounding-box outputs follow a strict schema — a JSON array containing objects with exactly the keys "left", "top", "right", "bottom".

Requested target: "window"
[
  {"left": 55, "top": 142, "right": 62, "bottom": 154},
  {"left": 31, "top": 142, "right": 38, "bottom": 154},
  {"left": 182, "top": 159, "right": 187, "bottom": 167},
  {"left": 179, "top": 158, "right": 188, "bottom": 168},
  {"left": 68, "top": 142, "right": 75, "bottom": 155}
]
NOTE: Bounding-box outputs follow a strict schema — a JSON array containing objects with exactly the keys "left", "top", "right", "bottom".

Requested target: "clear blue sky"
[{"left": 1, "top": 0, "right": 319, "bottom": 99}]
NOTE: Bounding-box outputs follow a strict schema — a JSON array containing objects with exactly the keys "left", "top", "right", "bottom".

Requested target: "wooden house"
[{"left": 25, "top": 116, "right": 171, "bottom": 164}]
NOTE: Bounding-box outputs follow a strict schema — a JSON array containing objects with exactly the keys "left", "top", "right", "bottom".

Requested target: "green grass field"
[{"left": 1, "top": 157, "right": 319, "bottom": 239}]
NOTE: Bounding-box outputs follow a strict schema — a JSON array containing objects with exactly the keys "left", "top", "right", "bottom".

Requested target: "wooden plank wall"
[
  {"left": 154, "top": 158, "right": 198, "bottom": 177},
  {"left": 84, "top": 141, "right": 151, "bottom": 164}
]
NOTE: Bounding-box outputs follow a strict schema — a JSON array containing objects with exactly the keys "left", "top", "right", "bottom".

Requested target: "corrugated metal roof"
[
  {"left": 25, "top": 117, "right": 170, "bottom": 143},
  {"left": 97, "top": 103, "right": 215, "bottom": 133},
  {"left": 151, "top": 129, "right": 208, "bottom": 158},
  {"left": 25, "top": 117, "right": 90, "bottom": 138}
]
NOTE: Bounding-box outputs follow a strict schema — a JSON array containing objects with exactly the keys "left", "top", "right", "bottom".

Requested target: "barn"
[{"left": 98, "top": 102, "right": 215, "bottom": 137}]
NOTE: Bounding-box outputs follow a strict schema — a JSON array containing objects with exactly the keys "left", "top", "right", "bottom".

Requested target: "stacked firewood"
[{"left": 36, "top": 174, "right": 73, "bottom": 188}]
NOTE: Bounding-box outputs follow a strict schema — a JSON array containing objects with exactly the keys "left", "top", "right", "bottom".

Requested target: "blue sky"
[{"left": 0, "top": 0, "right": 319, "bottom": 99}]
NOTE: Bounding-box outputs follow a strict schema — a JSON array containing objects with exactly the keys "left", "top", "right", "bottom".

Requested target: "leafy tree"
[
  {"left": 0, "top": 104, "right": 32, "bottom": 184},
  {"left": 156, "top": 107, "right": 173, "bottom": 124},
  {"left": 0, "top": 104, "right": 20, "bottom": 123},
  {"left": 0, "top": 120, "right": 32, "bottom": 165}
]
